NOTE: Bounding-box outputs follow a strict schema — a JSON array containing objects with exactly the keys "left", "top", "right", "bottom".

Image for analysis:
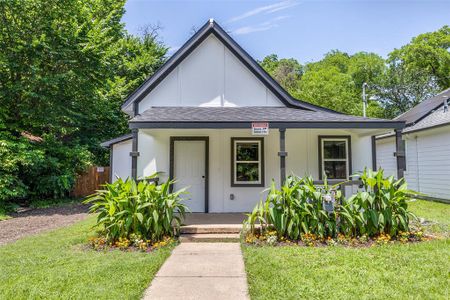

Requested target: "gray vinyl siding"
[
  {"left": 376, "top": 137, "right": 397, "bottom": 178},
  {"left": 404, "top": 126, "right": 450, "bottom": 200}
]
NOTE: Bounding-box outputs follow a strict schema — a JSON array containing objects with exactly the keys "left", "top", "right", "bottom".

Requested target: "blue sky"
[{"left": 122, "top": 0, "right": 449, "bottom": 63}]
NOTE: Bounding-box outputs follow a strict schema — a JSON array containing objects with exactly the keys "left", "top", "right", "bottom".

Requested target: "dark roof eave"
[
  {"left": 129, "top": 121, "right": 405, "bottom": 130},
  {"left": 100, "top": 134, "right": 133, "bottom": 148}
]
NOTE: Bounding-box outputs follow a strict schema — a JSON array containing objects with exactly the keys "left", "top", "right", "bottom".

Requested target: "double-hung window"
[
  {"left": 231, "top": 138, "right": 264, "bottom": 186},
  {"left": 319, "top": 136, "right": 351, "bottom": 180}
]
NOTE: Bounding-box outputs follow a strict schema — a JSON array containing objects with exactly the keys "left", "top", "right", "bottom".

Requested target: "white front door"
[{"left": 173, "top": 140, "right": 206, "bottom": 212}]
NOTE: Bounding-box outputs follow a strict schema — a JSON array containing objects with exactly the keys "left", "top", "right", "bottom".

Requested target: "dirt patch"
[{"left": 0, "top": 204, "right": 89, "bottom": 246}]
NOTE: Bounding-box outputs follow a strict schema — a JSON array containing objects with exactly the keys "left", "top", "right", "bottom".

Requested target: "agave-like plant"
[
  {"left": 84, "top": 174, "right": 188, "bottom": 242},
  {"left": 341, "top": 168, "right": 417, "bottom": 237},
  {"left": 245, "top": 169, "right": 417, "bottom": 240},
  {"left": 244, "top": 175, "right": 343, "bottom": 240}
]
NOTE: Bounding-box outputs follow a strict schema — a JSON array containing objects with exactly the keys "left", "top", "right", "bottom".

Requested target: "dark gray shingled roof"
[
  {"left": 395, "top": 88, "right": 450, "bottom": 125},
  {"left": 403, "top": 104, "right": 450, "bottom": 133},
  {"left": 100, "top": 134, "right": 132, "bottom": 148},
  {"left": 129, "top": 107, "right": 404, "bottom": 129}
]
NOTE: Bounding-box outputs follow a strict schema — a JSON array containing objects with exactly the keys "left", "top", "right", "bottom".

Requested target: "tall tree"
[
  {"left": 260, "top": 54, "right": 302, "bottom": 94},
  {"left": 0, "top": 0, "right": 167, "bottom": 203},
  {"left": 374, "top": 26, "right": 449, "bottom": 118}
]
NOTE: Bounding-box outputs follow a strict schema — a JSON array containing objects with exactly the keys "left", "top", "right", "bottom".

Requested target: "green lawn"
[
  {"left": 408, "top": 199, "right": 450, "bottom": 234},
  {"left": 0, "top": 217, "right": 172, "bottom": 300},
  {"left": 243, "top": 200, "right": 450, "bottom": 300}
]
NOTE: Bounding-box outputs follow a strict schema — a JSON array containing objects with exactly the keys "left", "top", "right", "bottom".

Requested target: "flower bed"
[
  {"left": 84, "top": 174, "right": 187, "bottom": 251},
  {"left": 244, "top": 169, "right": 428, "bottom": 246}
]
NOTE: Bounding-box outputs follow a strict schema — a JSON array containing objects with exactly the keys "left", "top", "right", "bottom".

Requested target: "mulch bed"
[{"left": 0, "top": 204, "right": 89, "bottom": 246}]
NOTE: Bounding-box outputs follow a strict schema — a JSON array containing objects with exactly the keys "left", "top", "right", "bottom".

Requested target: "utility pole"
[{"left": 362, "top": 82, "right": 368, "bottom": 117}]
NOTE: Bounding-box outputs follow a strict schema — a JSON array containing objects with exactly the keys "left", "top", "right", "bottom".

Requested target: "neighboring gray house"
[
  {"left": 376, "top": 88, "right": 450, "bottom": 201},
  {"left": 101, "top": 19, "right": 405, "bottom": 213}
]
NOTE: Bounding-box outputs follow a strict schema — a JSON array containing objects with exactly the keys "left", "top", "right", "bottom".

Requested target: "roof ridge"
[{"left": 121, "top": 19, "right": 341, "bottom": 115}]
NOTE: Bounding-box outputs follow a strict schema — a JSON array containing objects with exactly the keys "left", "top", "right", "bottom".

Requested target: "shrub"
[
  {"left": 339, "top": 168, "right": 416, "bottom": 237},
  {"left": 245, "top": 175, "right": 343, "bottom": 240},
  {"left": 84, "top": 175, "right": 187, "bottom": 242},
  {"left": 244, "top": 168, "right": 416, "bottom": 241}
]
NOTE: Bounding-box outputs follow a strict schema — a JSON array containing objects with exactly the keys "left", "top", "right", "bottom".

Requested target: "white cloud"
[
  {"left": 233, "top": 16, "right": 290, "bottom": 35},
  {"left": 227, "top": 0, "right": 299, "bottom": 23}
]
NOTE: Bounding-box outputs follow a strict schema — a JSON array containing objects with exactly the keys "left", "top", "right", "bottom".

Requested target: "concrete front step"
[
  {"left": 180, "top": 224, "right": 242, "bottom": 234},
  {"left": 180, "top": 233, "right": 241, "bottom": 243}
]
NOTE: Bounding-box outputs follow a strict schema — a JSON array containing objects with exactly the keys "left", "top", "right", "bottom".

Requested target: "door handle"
[{"left": 202, "top": 176, "right": 205, "bottom": 178}]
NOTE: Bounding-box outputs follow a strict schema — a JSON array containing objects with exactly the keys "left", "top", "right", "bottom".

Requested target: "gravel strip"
[{"left": 0, "top": 204, "right": 89, "bottom": 246}]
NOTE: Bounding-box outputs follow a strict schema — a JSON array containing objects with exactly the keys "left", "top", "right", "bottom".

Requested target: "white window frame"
[
  {"left": 232, "top": 139, "right": 263, "bottom": 186},
  {"left": 320, "top": 138, "right": 350, "bottom": 180}
]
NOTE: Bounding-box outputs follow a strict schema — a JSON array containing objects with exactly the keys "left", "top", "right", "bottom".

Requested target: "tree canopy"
[
  {"left": 0, "top": 0, "right": 167, "bottom": 204},
  {"left": 260, "top": 26, "right": 449, "bottom": 118}
]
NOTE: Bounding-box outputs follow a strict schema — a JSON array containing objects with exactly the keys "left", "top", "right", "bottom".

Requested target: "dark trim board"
[
  {"left": 169, "top": 136, "right": 209, "bottom": 213},
  {"left": 130, "top": 121, "right": 405, "bottom": 130},
  {"left": 231, "top": 137, "right": 265, "bottom": 187},
  {"left": 371, "top": 135, "right": 377, "bottom": 171},
  {"left": 318, "top": 135, "right": 352, "bottom": 180}
]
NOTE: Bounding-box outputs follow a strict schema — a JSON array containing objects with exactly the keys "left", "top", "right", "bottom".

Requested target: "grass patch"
[
  {"left": 29, "top": 197, "right": 83, "bottom": 209},
  {"left": 243, "top": 199, "right": 450, "bottom": 299},
  {"left": 0, "top": 216, "right": 173, "bottom": 300},
  {"left": 0, "top": 207, "right": 11, "bottom": 221},
  {"left": 243, "top": 240, "right": 449, "bottom": 299}
]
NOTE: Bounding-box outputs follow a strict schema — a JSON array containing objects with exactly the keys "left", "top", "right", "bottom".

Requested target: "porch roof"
[{"left": 129, "top": 107, "right": 405, "bottom": 129}]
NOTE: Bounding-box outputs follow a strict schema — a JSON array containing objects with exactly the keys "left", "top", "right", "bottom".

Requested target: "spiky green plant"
[
  {"left": 245, "top": 175, "right": 343, "bottom": 240},
  {"left": 245, "top": 169, "right": 417, "bottom": 240},
  {"left": 84, "top": 175, "right": 187, "bottom": 242},
  {"left": 340, "top": 168, "right": 416, "bottom": 237}
]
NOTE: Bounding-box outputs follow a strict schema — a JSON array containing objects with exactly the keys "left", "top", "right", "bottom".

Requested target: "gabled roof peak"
[{"left": 121, "top": 19, "right": 339, "bottom": 115}]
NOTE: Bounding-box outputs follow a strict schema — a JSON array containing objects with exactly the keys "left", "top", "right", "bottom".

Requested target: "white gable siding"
[
  {"left": 139, "top": 35, "right": 283, "bottom": 113},
  {"left": 111, "top": 140, "right": 132, "bottom": 181},
  {"left": 376, "top": 136, "right": 397, "bottom": 178}
]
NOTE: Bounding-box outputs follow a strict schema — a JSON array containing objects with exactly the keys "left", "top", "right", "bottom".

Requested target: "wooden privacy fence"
[{"left": 72, "top": 166, "right": 110, "bottom": 197}]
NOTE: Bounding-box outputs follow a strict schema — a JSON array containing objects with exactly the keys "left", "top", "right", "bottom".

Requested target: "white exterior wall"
[
  {"left": 376, "top": 137, "right": 397, "bottom": 177},
  {"left": 376, "top": 126, "right": 450, "bottom": 200},
  {"left": 137, "top": 129, "right": 374, "bottom": 212},
  {"left": 138, "top": 35, "right": 283, "bottom": 113},
  {"left": 404, "top": 126, "right": 450, "bottom": 200},
  {"left": 111, "top": 140, "right": 132, "bottom": 181}
]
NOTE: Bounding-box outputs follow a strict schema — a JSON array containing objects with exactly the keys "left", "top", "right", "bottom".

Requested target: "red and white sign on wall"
[{"left": 252, "top": 122, "right": 269, "bottom": 135}]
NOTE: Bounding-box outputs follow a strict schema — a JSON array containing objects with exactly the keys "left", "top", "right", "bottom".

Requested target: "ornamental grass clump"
[
  {"left": 244, "top": 168, "right": 418, "bottom": 245},
  {"left": 84, "top": 175, "right": 187, "bottom": 245},
  {"left": 339, "top": 168, "right": 416, "bottom": 237},
  {"left": 245, "top": 175, "right": 343, "bottom": 240}
]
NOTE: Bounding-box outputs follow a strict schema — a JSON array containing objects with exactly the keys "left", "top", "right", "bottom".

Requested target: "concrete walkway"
[{"left": 143, "top": 243, "right": 249, "bottom": 300}]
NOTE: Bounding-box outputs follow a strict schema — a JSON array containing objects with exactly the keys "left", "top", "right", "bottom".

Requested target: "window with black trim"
[
  {"left": 231, "top": 138, "right": 264, "bottom": 186},
  {"left": 319, "top": 136, "right": 351, "bottom": 180}
]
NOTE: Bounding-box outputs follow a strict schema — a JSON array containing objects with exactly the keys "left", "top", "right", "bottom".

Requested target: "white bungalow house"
[
  {"left": 101, "top": 19, "right": 405, "bottom": 213},
  {"left": 376, "top": 88, "right": 450, "bottom": 201}
]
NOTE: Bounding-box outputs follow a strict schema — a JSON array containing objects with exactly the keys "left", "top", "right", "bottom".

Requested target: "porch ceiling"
[{"left": 130, "top": 107, "right": 405, "bottom": 129}]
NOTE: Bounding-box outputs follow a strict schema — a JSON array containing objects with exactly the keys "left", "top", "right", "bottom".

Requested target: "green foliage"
[
  {"left": 340, "top": 169, "right": 416, "bottom": 237},
  {"left": 245, "top": 175, "right": 343, "bottom": 239},
  {"left": 0, "top": 0, "right": 167, "bottom": 205},
  {"left": 0, "top": 217, "right": 173, "bottom": 299},
  {"left": 260, "top": 54, "right": 303, "bottom": 92},
  {"left": 84, "top": 176, "right": 188, "bottom": 242},
  {"left": 389, "top": 25, "right": 450, "bottom": 90},
  {"left": 261, "top": 26, "right": 449, "bottom": 118},
  {"left": 245, "top": 169, "right": 416, "bottom": 239}
]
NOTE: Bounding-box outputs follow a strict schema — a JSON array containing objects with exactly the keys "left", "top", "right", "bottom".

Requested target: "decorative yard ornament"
[{"left": 322, "top": 189, "right": 337, "bottom": 213}]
